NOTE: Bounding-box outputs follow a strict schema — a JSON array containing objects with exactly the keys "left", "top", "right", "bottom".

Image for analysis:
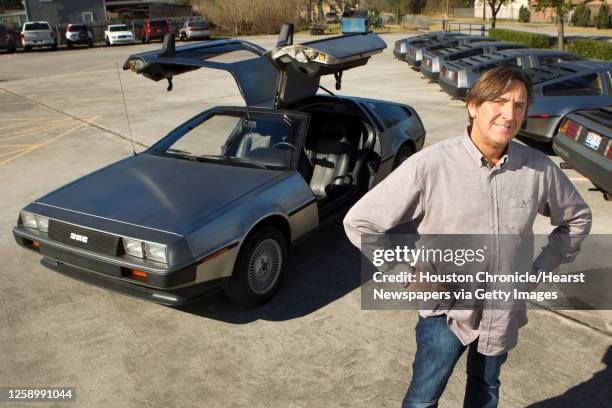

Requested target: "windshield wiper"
[
  {"left": 220, "top": 156, "right": 269, "bottom": 169},
  {"left": 166, "top": 148, "right": 198, "bottom": 161}
]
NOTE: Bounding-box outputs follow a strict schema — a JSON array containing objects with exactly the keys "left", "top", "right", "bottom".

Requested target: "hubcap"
[{"left": 247, "top": 239, "right": 282, "bottom": 295}]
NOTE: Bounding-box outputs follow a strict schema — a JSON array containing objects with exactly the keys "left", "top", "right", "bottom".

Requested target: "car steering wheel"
[{"left": 272, "top": 142, "right": 296, "bottom": 151}]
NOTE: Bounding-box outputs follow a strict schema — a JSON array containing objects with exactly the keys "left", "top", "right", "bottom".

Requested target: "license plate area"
[{"left": 585, "top": 131, "right": 602, "bottom": 150}]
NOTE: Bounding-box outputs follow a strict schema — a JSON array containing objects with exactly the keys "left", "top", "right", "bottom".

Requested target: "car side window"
[
  {"left": 367, "top": 102, "right": 412, "bottom": 129},
  {"left": 542, "top": 73, "right": 603, "bottom": 96}
]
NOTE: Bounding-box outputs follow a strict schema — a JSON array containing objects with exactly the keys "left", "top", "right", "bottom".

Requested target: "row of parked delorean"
[{"left": 394, "top": 31, "right": 612, "bottom": 200}]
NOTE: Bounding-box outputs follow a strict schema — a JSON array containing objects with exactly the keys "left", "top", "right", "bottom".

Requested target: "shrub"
[
  {"left": 567, "top": 38, "right": 612, "bottom": 60},
  {"left": 571, "top": 3, "right": 591, "bottom": 27},
  {"left": 488, "top": 28, "right": 554, "bottom": 48},
  {"left": 519, "top": 5, "right": 531, "bottom": 23},
  {"left": 595, "top": 1, "right": 611, "bottom": 29}
]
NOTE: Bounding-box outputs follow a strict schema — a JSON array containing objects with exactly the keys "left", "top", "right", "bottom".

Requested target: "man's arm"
[
  {"left": 343, "top": 157, "right": 424, "bottom": 251},
  {"left": 534, "top": 161, "right": 592, "bottom": 272}
]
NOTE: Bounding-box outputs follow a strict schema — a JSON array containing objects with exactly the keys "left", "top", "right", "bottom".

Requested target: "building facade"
[{"left": 24, "top": 0, "right": 107, "bottom": 25}]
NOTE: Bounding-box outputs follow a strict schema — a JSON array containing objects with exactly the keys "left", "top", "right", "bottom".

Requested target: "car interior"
[{"left": 293, "top": 100, "right": 376, "bottom": 218}]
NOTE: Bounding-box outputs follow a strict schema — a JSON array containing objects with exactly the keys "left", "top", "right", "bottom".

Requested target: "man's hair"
[{"left": 465, "top": 66, "right": 532, "bottom": 125}]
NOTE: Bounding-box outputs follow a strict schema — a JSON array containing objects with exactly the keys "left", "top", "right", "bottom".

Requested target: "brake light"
[
  {"left": 20, "top": 32, "right": 24, "bottom": 40},
  {"left": 66, "top": 24, "right": 70, "bottom": 32},
  {"left": 606, "top": 139, "right": 612, "bottom": 159},
  {"left": 559, "top": 119, "right": 582, "bottom": 141}
]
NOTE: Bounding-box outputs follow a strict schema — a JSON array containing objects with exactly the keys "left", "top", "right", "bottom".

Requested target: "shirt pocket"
[{"left": 501, "top": 198, "right": 538, "bottom": 232}]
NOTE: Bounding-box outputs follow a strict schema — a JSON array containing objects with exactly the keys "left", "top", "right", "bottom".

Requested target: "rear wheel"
[
  {"left": 88, "top": 39, "right": 94, "bottom": 47},
  {"left": 51, "top": 40, "right": 57, "bottom": 50},
  {"left": 392, "top": 144, "right": 414, "bottom": 170},
  {"left": 8, "top": 39, "right": 16, "bottom": 53},
  {"left": 224, "top": 226, "right": 287, "bottom": 307},
  {"left": 66, "top": 40, "right": 72, "bottom": 48},
  {"left": 24, "top": 44, "right": 31, "bottom": 52}
]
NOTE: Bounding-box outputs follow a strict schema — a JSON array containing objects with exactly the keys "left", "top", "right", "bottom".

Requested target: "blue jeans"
[{"left": 402, "top": 315, "right": 508, "bottom": 408}]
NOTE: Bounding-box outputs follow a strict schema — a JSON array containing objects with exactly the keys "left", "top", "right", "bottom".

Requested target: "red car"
[{"left": 141, "top": 19, "right": 170, "bottom": 43}]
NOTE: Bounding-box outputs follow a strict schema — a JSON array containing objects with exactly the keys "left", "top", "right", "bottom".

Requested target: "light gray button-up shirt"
[{"left": 343, "top": 131, "right": 592, "bottom": 355}]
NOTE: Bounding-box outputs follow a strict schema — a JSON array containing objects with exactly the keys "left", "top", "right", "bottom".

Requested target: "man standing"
[{"left": 343, "top": 66, "right": 591, "bottom": 407}]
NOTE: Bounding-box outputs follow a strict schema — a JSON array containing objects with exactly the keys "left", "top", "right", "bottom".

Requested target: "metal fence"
[
  {"left": 452, "top": 8, "right": 475, "bottom": 18},
  {"left": 402, "top": 15, "right": 445, "bottom": 31}
]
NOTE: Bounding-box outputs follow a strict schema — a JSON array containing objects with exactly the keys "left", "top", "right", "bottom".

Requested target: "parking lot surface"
[{"left": 1, "top": 33, "right": 611, "bottom": 407}]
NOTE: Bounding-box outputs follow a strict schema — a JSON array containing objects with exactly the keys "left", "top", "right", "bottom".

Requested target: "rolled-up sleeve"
[{"left": 534, "top": 161, "right": 592, "bottom": 271}]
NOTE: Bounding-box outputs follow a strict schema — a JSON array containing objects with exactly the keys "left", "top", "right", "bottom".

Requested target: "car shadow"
[
  {"left": 525, "top": 345, "right": 612, "bottom": 408},
  {"left": 177, "top": 222, "right": 363, "bottom": 323},
  {"left": 517, "top": 135, "right": 555, "bottom": 156}
]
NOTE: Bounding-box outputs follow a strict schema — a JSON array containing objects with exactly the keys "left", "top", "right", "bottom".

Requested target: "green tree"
[
  {"left": 595, "top": 1, "right": 611, "bottom": 28},
  {"left": 487, "top": 0, "right": 516, "bottom": 29},
  {"left": 534, "top": 0, "right": 574, "bottom": 50},
  {"left": 519, "top": 5, "right": 531, "bottom": 22},
  {"left": 571, "top": 3, "right": 591, "bottom": 26}
]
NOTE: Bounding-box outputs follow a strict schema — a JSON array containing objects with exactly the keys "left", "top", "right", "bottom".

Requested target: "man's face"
[{"left": 468, "top": 80, "right": 528, "bottom": 148}]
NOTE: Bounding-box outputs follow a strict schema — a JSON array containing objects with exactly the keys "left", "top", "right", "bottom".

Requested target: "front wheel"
[{"left": 224, "top": 226, "right": 287, "bottom": 307}]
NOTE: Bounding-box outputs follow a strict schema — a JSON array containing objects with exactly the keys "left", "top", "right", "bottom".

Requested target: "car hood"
[{"left": 36, "top": 153, "right": 281, "bottom": 235}]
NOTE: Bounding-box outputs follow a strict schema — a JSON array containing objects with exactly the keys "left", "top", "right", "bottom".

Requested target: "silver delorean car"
[{"left": 13, "top": 27, "right": 426, "bottom": 307}]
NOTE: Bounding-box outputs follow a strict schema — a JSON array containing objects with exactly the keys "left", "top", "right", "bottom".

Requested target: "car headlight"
[
  {"left": 20, "top": 212, "right": 49, "bottom": 232},
  {"left": 123, "top": 237, "right": 144, "bottom": 258},
  {"left": 122, "top": 238, "right": 167, "bottom": 264},
  {"left": 20, "top": 211, "right": 37, "bottom": 229},
  {"left": 145, "top": 242, "right": 167, "bottom": 264},
  {"left": 35, "top": 215, "right": 49, "bottom": 232}
]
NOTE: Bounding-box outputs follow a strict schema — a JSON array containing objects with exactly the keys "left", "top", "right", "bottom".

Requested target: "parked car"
[
  {"left": 141, "top": 19, "right": 170, "bottom": 43},
  {"left": 553, "top": 106, "right": 612, "bottom": 200},
  {"left": 65, "top": 24, "right": 93, "bottom": 48},
  {"left": 21, "top": 21, "right": 57, "bottom": 51},
  {"left": 325, "top": 10, "right": 339, "bottom": 24},
  {"left": 520, "top": 61, "right": 612, "bottom": 143},
  {"left": 405, "top": 36, "right": 499, "bottom": 69},
  {"left": 178, "top": 20, "right": 211, "bottom": 41},
  {"left": 13, "top": 28, "right": 426, "bottom": 308},
  {"left": 393, "top": 31, "right": 465, "bottom": 61},
  {"left": 420, "top": 40, "right": 528, "bottom": 82},
  {"left": 0, "top": 24, "right": 17, "bottom": 53},
  {"left": 437, "top": 48, "right": 584, "bottom": 95},
  {"left": 105, "top": 24, "right": 135, "bottom": 46}
]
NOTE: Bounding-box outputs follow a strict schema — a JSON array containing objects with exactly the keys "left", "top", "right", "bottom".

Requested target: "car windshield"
[
  {"left": 188, "top": 22, "right": 207, "bottom": 28},
  {"left": 150, "top": 20, "right": 167, "bottom": 27},
  {"left": 24, "top": 23, "right": 50, "bottom": 31},
  {"left": 154, "top": 112, "right": 303, "bottom": 170},
  {"left": 68, "top": 25, "right": 86, "bottom": 32},
  {"left": 110, "top": 25, "right": 129, "bottom": 32}
]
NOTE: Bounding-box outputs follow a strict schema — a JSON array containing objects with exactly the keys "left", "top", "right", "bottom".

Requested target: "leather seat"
[{"left": 309, "top": 121, "right": 354, "bottom": 199}]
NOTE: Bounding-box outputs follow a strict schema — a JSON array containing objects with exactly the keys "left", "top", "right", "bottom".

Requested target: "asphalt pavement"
[{"left": 0, "top": 33, "right": 610, "bottom": 407}]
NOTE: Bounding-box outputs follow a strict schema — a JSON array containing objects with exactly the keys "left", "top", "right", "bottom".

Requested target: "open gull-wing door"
[
  {"left": 267, "top": 32, "right": 387, "bottom": 106},
  {"left": 123, "top": 35, "right": 279, "bottom": 107}
]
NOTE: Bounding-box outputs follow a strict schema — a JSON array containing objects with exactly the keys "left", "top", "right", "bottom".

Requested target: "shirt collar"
[{"left": 462, "top": 127, "right": 512, "bottom": 169}]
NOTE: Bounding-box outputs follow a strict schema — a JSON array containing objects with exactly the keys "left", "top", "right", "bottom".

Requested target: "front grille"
[{"left": 48, "top": 219, "right": 123, "bottom": 256}]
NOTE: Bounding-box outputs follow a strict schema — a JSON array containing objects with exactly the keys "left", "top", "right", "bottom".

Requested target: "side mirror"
[{"left": 276, "top": 23, "right": 294, "bottom": 47}]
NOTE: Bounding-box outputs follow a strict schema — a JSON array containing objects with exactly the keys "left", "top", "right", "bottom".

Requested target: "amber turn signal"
[{"left": 130, "top": 269, "right": 147, "bottom": 279}]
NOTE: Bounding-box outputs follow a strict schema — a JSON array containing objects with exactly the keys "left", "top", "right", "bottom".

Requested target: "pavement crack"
[{"left": 0, "top": 86, "right": 148, "bottom": 149}]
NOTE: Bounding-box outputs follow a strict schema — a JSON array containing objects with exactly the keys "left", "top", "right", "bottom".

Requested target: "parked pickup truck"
[{"left": 21, "top": 21, "right": 57, "bottom": 51}]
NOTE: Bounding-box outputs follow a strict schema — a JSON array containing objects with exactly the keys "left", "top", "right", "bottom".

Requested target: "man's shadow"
[
  {"left": 177, "top": 223, "right": 363, "bottom": 323},
  {"left": 526, "top": 345, "right": 612, "bottom": 408}
]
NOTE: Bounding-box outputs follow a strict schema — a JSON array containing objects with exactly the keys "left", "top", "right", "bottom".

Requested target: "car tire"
[
  {"left": 224, "top": 226, "right": 287, "bottom": 307},
  {"left": 8, "top": 40, "right": 16, "bottom": 53},
  {"left": 24, "top": 44, "right": 31, "bottom": 52},
  {"left": 88, "top": 39, "right": 93, "bottom": 48},
  {"left": 392, "top": 144, "right": 414, "bottom": 170},
  {"left": 66, "top": 40, "right": 72, "bottom": 48},
  {"left": 52, "top": 41, "right": 58, "bottom": 50},
  {"left": 105, "top": 37, "right": 110, "bottom": 46},
  {"left": 145, "top": 36, "right": 150, "bottom": 44}
]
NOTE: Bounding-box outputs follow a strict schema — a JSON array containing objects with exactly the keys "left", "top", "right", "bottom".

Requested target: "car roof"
[
  {"left": 526, "top": 61, "right": 612, "bottom": 84},
  {"left": 500, "top": 48, "right": 574, "bottom": 57}
]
